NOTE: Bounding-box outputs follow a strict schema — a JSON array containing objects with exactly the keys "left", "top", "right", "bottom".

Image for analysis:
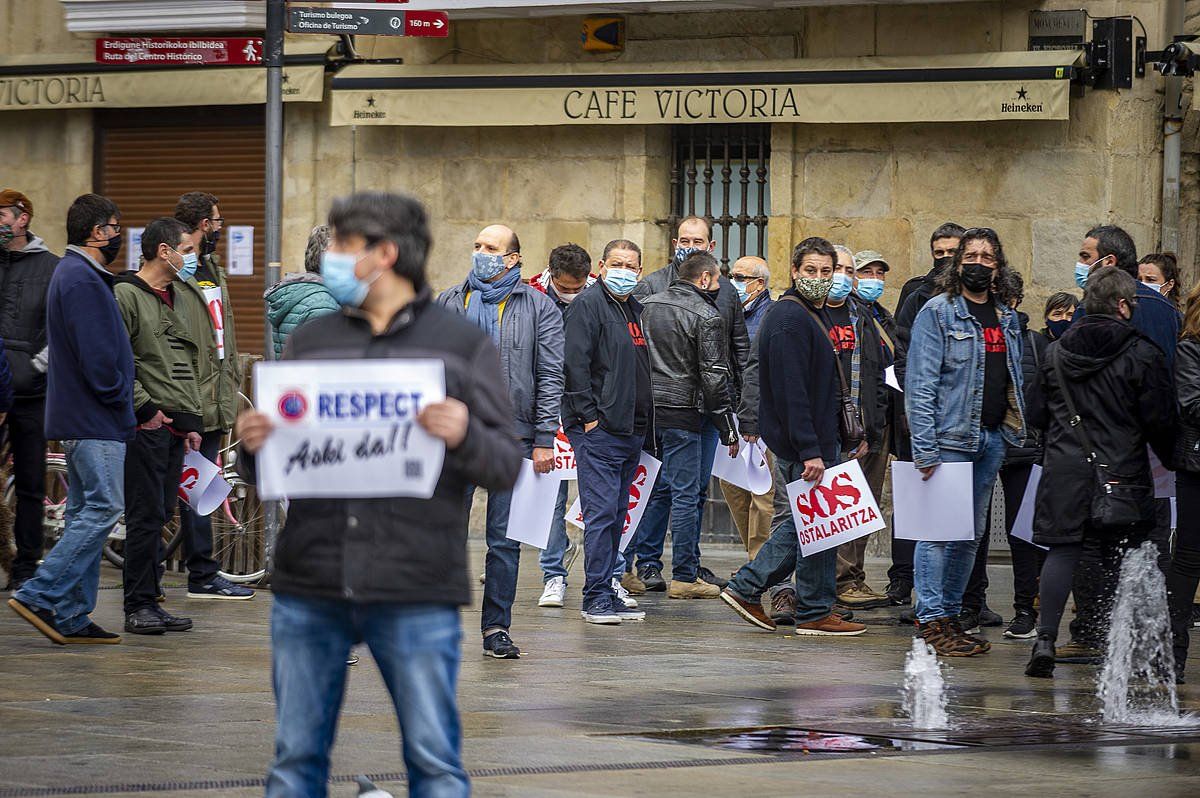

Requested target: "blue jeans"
[
  {"left": 267, "top": 594, "right": 467, "bottom": 798},
  {"left": 656, "top": 428, "right": 705, "bottom": 582},
  {"left": 539, "top": 481, "right": 571, "bottom": 582},
  {"left": 913, "top": 427, "right": 1008, "bottom": 623},
  {"left": 726, "top": 456, "right": 837, "bottom": 624},
  {"left": 569, "top": 425, "right": 643, "bottom": 612},
  {"left": 15, "top": 439, "right": 124, "bottom": 635},
  {"left": 465, "top": 439, "right": 530, "bottom": 637},
  {"left": 635, "top": 418, "right": 719, "bottom": 573}
]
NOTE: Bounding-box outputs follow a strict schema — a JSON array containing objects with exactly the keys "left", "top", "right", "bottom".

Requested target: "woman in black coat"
[
  {"left": 1025, "top": 267, "right": 1176, "bottom": 678},
  {"left": 1168, "top": 282, "right": 1200, "bottom": 683}
]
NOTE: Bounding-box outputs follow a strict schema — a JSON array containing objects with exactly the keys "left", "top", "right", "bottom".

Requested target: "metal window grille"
[{"left": 667, "top": 124, "right": 770, "bottom": 271}]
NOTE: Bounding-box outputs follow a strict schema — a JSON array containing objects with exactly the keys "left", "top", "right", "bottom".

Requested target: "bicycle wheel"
[
  {"left": 210, "top": 475, "right": 271, "bottom": 583},
  {"left": 102, "top": 516, "right": 178, "bottom": 570}
]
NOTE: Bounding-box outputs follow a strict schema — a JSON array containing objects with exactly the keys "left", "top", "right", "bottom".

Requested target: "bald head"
[
  {"left": 730, "top": 255, "right": 770, "bottom": 303},
  {"left": 473, "top": 224, "right": 522, "bottom": 281}
]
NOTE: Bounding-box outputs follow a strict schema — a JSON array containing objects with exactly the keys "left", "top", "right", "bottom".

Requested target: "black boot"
[
  {"left": 1025, "top": 632, "right": 1056, "bottom": 678},
  {"left": 1166, "top": 568, "right": 1197, "bottom": 685}
]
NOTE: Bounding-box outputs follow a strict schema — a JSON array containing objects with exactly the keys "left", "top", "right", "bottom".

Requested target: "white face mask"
[{"left": 1140, "top": 281, "right": 1164, "bottom": 295}]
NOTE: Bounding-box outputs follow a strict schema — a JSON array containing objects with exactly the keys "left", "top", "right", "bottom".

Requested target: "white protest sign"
[
  {"left": 552, "top": 427, "right": 577, "bottom": 480},
  {"left": 712, "top": 438, "right": 772, "bottom": 495},
  {"left": 177, "top": 451, "right": 232, "bottom": 517},
  {"left": 891, "top": 461, "right": 975, "bottom": 541},
  {"left": 201, "top": 286, "right": 226, "bottom": 360},
  {"left": 1009, "top": 464, "right": 1048, "bottom": 550},
  {"left": 885, "top": 365, "right": 902, "bottom": 392},
  {"left": 504, "top": 459, "right": 564, "bottom": 549},
  {"left": 786, "top": 459, "right": 886, "bottom": 556},
  {"left": 1150, "top": 448, "right": 1175, "bottom": 499},
  {"left": 226, "top": 225, "right": 254, "bottom": 276},
  {"left": 253, "top": 359, "right": 446, "bottom": 500},
  {"left": 564, "top": 452, "right": 661, "bottom": 552}
]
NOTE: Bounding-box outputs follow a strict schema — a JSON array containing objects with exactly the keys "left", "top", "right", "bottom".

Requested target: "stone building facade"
[{"left": 0, "top": 0, "right": 1191, "bottom": 346}]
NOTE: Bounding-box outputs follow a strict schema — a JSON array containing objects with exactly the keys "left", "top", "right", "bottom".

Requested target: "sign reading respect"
[{"left": 253, "top": 359, "right": 446, "bottom": 500}]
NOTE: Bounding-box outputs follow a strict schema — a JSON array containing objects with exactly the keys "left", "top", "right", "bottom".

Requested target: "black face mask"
[
  {"left": 933, "top": 255, "right": 955, "bottom": 273},
  {"left": 959, "top": 262, "right": 994, "bottom": 293},
  {"left": 89, "top": 233, "right": 122, "bottom": 265},
  {"left": 202, "top": 228, "right": 221, "bottom": 256}
]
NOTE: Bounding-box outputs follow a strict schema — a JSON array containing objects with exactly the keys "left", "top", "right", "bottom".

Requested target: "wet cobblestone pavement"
[{"left": 2, "top": 544, "right": 1199, "bottom": 797}]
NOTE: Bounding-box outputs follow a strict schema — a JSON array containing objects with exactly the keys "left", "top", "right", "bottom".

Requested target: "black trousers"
[
  {"left": 1169, "top": 470, "right": 1200, "bottom": 672},
  {"left": 1069, "top": 498, "right": 1171, "bottom": 646},
  {"left": 7, "top": 398, "right": 47, "bottom": 582},
  {"left": 123, "top": 428, "right": 185, "bottom": 613},
  {"left": 887, "top": 529, "right": 915, "bottom": 588},
  {"left": 962, "top": 463, "right": 1045, "bottom": 615},
  {"left": 176, "top": 429, "right": 222, "bottom": 589}
]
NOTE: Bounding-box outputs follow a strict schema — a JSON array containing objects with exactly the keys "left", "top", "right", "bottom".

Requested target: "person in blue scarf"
[{"left": 436, "top": 225, "right": 565, "bottom": 661}]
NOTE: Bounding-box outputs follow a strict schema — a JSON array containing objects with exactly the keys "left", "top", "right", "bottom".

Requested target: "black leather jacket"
[
  {"left": 634, "top": 262, "right": 750, "bottom": 404},
  {"left": 1175, "top": 337, "right": 1200, "bottom": 473},
  {"left": 641, "top": 281, "right": 737, "bottom": 445}
]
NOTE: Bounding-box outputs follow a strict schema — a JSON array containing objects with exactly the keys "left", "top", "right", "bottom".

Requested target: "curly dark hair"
[{"left": 936, "top": 227, "right": 1020, "bottom": 306}]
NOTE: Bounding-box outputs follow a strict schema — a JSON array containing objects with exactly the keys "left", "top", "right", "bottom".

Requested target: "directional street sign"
[{"left": 287, "top": 6, "right": 448, "bottom": 37}]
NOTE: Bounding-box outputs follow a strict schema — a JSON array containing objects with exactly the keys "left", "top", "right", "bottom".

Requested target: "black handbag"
[
  {"left": 780, "top": 295, "right": 867, "bottom": 449},
  {"left": 1051, "top": 346, "right": 1154, "bottom": 531}
]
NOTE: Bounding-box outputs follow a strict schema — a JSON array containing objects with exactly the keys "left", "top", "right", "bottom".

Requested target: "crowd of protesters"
[{"left": 4, "top": 186, "right": 1200, "bottom": 797}]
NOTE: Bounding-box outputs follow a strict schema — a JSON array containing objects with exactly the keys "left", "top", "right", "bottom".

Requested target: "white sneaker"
[
  {"left": 538, "top": 576, "right": 566, "bottom": 608},
  {"left": 581, "top": 608, "right": 621, "bottom": 625},
  {"left": 612, "top": 577, "right": 638, "bottom": 609},
  {"left": 615, "top": 608, "right": 646, "bottom": 622}
]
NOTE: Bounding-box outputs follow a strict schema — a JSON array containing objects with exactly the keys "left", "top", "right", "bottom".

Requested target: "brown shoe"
[
  {"left": 720, "top": 589, "right": 776, "bottom": 631},
  {"left": 836, "top": 586, "right": 892, "bottom": 610},
  {"left": 620, "top": 571, "right": 647, "bottom": 596},
  {"left": 794, "top": 614, "right": 866, "bottom": 636},
  {"left": 946, "top": 618, "right": 991, "bottom": 653},
  {"left": 668, "top": 579, "right": 721, "bottom": 599},
  {"left": 770, "top": 588, "right": 797, "bottom": 625},
  {"left": 921, "top": 619, "right": 986, "bottom": 657}
]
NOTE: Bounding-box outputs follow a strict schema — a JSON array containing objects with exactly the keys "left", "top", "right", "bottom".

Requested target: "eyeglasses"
[
  {"left": 208, "top": 217, "right": 225, "bottom": 227},
  {"left": 730, "top": 274, "right": 762, "bottom": 282},
  {"left": 100, "top": 222, "right": 122, "bottom": 235}
]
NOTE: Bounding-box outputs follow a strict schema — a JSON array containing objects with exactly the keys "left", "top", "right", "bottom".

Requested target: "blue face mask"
[
  {"left": 1045, "top": 318, "right": 1072, "bottom": 340},
  {"left": 1074, "top": 260, "right": 1095, "bottom": 289},
  {"left": 855, "top": 277, "right": 885, "bottom": 303},
  {"left": 827, "top": 272, "right": 854, "bottom": 302},
  {"left": 731, "top": 280, "right": 749, "bottom": 303},
  {"left": 472, "top": 251, "right": 508, "bottom": 281},
  {"left": 322, "top": 249, "right": 373, "bottom": 308},
  {"left": 169, "top": 248, "right": 198, "bottom": 282},
  {"left": 603, "top": 267, "right": 639, "bottom": 297},
  {"left": 673, "top": 246, "right": 700, "bottom": 265}
]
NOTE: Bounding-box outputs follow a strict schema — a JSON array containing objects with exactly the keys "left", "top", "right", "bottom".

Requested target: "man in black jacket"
[
  {"left": 235, "top": 192, "right": 521, "bottom": 797},
  {"left": 631, "top": 216, "right": 750, "bottom": 591},
  {"left": 640, "top": 252, "right": 739, "bottom": 600},
  {"left": 563, "top": 239, "right": 655, "bottom": 625},
  {"left": 0, "top": 190, "right": 57, "bottom": 590},
  {"left": 718, "top": 237, "right": 866, "bottom": 637}
]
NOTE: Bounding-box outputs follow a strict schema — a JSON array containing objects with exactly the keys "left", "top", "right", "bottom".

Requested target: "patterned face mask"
[
  {"left": 0, "top": 224, "right": 13, "bottom": 248},
  {"left": 795, "top": 276, "right": 833, "bottom": 303}
]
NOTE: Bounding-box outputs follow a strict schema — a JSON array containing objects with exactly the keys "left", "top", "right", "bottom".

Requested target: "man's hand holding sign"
[{"left": 786, "top": 459, "right": 886, "bottom": 557}]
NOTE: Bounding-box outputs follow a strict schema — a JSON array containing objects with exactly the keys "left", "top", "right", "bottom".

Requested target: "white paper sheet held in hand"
[
  {"left": 253, "top": 359, "right": 446, "bottom": 500},
  {"left": 885, "top": 365, "right": 903, "bottom": 393},
  {"left": 711, "top": 438, "right": 773, "bottom": 495},
  {"left": 504, "top": 459, "right": 564, "bottom": 549},
  {"left": 1009, "top": 464, "right": 1048, "bottom": 550},
  {"left": 564, "top": 451, "right": 660, "bottom": 552},
  {"left": 891, "top": 461, "right": 975, "bottom": 541},
  {"left": 786, "top": 459, "right": 886, "bottom": 556},
  {"left": 177, "top": 451, "right": 231, "bottom": 517}
]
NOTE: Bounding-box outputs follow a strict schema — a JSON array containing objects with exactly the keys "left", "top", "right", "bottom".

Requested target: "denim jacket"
[{"left": 904, "top": 293, "right": 1026, "bottom": 468}]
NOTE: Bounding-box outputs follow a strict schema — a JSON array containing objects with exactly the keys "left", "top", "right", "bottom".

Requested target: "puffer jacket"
[
  {"left": 1174, "top": 337, "right": 1200, "bottom": 473},
  {"left": 436, "top": 278, "right": 563, "bottom": 449},
  {"left": 238, "top": 289, "right": 522, "bottom": 605},
  {"left": 265, "top": 273, "right": 340, "bottom": 360},
  {"left": 633, "top": 261, "right": 750, "bottom": 403},
  {"left": 113, "top": 273, "right": 204, "bottom": 434},
  {"left": 1032, "top": 314, "right": 1176, "bottom": 546},
  {"left": 640, "top": 280, "right": 737, "bottom": 443},
  {"left": 1004, "top": 312, "right": 1048, "bottom": 467},
  {"left": 0, "top": 233, "right": 58, "bottom": 398}
]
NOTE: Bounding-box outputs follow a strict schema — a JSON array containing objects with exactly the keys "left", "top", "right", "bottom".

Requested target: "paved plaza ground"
[{"left": 2, "top": 543, "right": 1199, "bottom": 797}]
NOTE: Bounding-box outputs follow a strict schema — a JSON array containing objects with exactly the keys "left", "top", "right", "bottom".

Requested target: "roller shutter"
[{"left": 97, "top": 108, "right": 266, "bottom": 355}]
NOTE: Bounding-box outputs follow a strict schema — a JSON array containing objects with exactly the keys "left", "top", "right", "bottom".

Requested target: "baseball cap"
[
  {"left": 0, "top": 190, "right": 32, "bottom": 219},
  {"left": 854, "top": 249, "right": 889, "bottom": 272}
]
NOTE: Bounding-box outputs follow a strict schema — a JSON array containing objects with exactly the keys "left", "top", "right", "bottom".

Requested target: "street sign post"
[{"left": 287, "top": 6, "right": 447, "bottom": 36}]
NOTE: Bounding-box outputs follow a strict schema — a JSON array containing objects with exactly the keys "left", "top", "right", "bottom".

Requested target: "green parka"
[{"left": 178, "top": 253, "right": 243, "bottom": 433}]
